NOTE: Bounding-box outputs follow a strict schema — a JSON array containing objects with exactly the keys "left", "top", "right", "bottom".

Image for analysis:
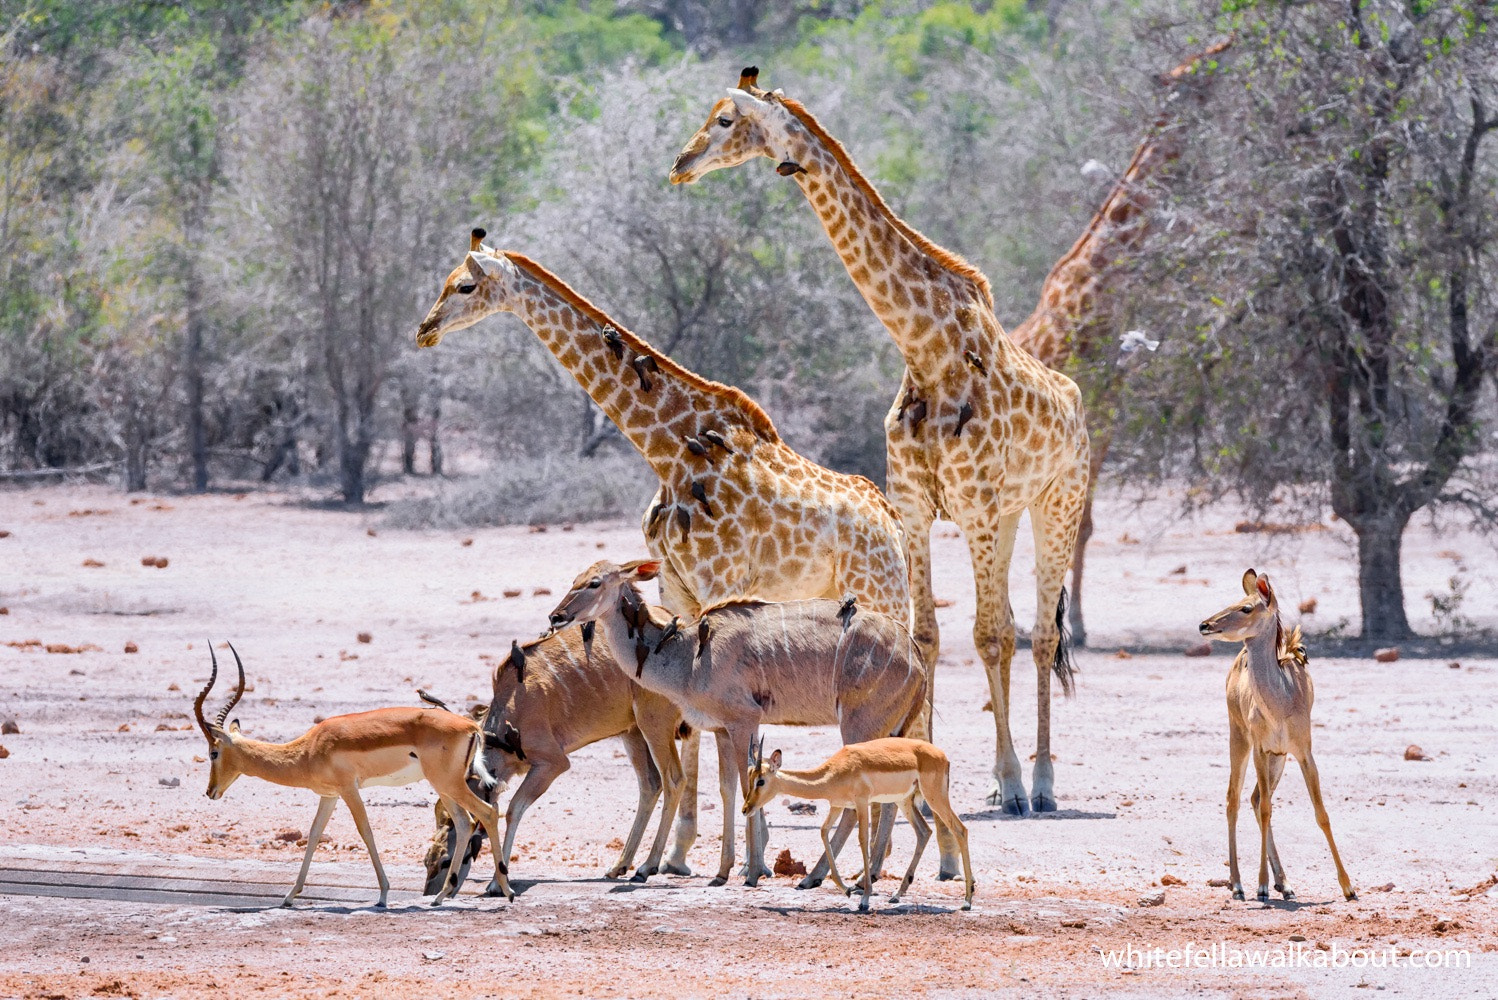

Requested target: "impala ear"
[
  {"left": 228, "top": 718, "right": 241, "bottom": 734},
  {"left": 769, "top": 749, "right": 781, "bottom": 770},
  {"left": 1241, "top": 568, "right": 1258, "bottom": 596}
]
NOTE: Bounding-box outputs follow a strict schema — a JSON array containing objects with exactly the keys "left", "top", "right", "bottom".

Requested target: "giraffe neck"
[
  {"left": 500, "top": 255, "right": 775, "bottom": 472},
  {"left": 776, "top": 119, "right": 999, "bottom": 374}
]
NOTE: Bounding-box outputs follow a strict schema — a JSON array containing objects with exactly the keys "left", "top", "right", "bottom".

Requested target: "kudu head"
[
  {"left": 1199, "top": 569, "right": 1279, "bottom": 644},
  {"left": 192, "top": 642, "right": 249, "bottom": 800},
  {"left": 546, "top": 559, "right": 661, "bottom": 630}
]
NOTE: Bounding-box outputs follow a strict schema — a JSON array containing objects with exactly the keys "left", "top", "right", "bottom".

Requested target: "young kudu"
[
  {"left": 1200, "top": 571, "right": 1356, "bottom": 902},
  {"left": 546, "top": 559, "right": 928, "bottom": 888},
  {"left": 194, "top": 644, "right": 510, "bottom": 907}
]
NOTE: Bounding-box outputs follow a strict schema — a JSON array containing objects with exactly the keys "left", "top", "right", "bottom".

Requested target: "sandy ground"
[{"left": 1, "top": 482, "right": 1495, "bottom": 999}]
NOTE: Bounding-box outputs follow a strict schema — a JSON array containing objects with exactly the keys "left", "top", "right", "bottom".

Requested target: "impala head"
[
  {"left": 546, "top": 559, "right": 660, "bottom": 629},
  {"left": 669, "top": 67, "right": 801, "bottom": 185},
  {"left": 741, "top": 737, "right": 782, "bottom": 816},
  {"left": 414, "top": 228, "right": 525, "bottom": 348},
  {"left": 1199, "top": 569, "right": 1278, "bottom": 643},
  {"left": 193, "top": 642, "right": 249, "bottom": 800}
]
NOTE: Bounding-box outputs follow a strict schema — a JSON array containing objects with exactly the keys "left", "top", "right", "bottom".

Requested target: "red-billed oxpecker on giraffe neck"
[
  {"left": 1199, "top": 570, "right": 1356, "bottom": 902},
  {"left": 670, "top": 68, "right": 1089, "bottom": 816},
  {"left": 194, "top": 643, "right": 511, "bottom": 907},
  {"left": 412, "top": 232, "right": 954, "bottom": 879}
]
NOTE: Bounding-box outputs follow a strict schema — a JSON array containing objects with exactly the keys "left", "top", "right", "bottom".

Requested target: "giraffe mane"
[
  {"left": 772, "top": 95, "right": 994, "bottom": 310},
  {"left": 697, "top": 597, "right": 770, "bottom": 616},
  {"left": 502, "top": 253, "right": 780, "bottom": 442}
]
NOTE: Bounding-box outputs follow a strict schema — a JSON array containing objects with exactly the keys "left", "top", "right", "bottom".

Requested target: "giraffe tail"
[{"left": 1052, "top": 587, "right": 1077, "bottom": 698}]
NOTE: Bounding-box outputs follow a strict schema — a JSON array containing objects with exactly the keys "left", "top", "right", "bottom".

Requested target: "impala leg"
[
  {"left": 339, "top": 789, "right": 390, "bottom": 908},
  {"left": 1226, "top": 723, "right": 1249, "bottom": 901},
  {"left": 431, "top": 795, "right": 472, "bottom": 906},
  {"left": 1298, "top": 751, "right": 1356, "bottom": 900},
  {"left": 799, "top": 809, "right": 857, "bottom": 888},
  {"left": 854, "top": 799, "right": 873, "bottom": 912},
  {"left": 1260, "top": 753, "right": 1293, "bottom": 899},
  {"left": 662, "top": 729, "right": 699, "bottom": 875},
  {"left": 608, "top": 729, "right": 661, "bottom": 879},
  {"left": 920, "top": 768, "right": 975, "bottom": 910},
  {"left": 819, "top": 807, "right": 853, "bottom": 896},
  {"left": 891, "top": 795, "right": 929, "bottom": 905},
  {"left": 447, "top": 779, "right": 511, "bottom": 902},
  {"left": 284, "top": 795, "right": 337, "bottom": 908}
]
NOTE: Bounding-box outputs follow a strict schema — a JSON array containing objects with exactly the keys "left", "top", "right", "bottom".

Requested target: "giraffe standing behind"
[
  {"left": 671, "top": 71, "right": 1089, "bottom": 815},
  {"left": 415, "top": 231, "right": 942, "bottom": 876},
  {"left": 1010, "top": 40, "right": 1233, "bottom": 645}
]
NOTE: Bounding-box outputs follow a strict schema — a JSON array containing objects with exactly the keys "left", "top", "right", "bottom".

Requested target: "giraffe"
[
  {"left": 414, "top": 230, "right": 944, "bottom": 876},
  {"left": 1010, "top": 39, "right": 1233, "bottom": 646},
  {"left": 671, "top": 72, "right": 1090, "bottom": 815}
]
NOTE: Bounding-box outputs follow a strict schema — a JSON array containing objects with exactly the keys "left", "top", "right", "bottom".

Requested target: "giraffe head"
[
  {"left": 415, "top": 228, "right": 523, "bottom": 348},
  {"left": 669, "top": 67, "right": 803, "bottom": 185}
]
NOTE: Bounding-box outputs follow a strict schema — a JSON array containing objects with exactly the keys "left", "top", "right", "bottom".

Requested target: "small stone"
[
  {"left": 1371, "top": 882, "right": 1394, "bottom": 892},
  {"left": 117, "top": 723, "right": 130, "bottom": 732},
  {"left": 933, "top": 598, "right": 955, "bottom": 608},
  {"left": 1289, "top": 934, "right": 1306, "bottom": 942},
  {"left": 1169, "top": 564, "right": 1187, "bottom": 575},
  {"left": 366, "top": 529, "right": 377, "bottom": 537},
  {"left": 1060, "top": 919, "right": 1087, "bottom": 928},
  {"left": 167, "top": 683, "right": 180, "bottom": 692},
  {"left": 158, "top": 777, "right": 180, "bottom": 787},
  {"left": 1113, "top": 649, "right": 1133, "bottom": 659},
  {"left": 1298, "top": 597, "right": 1318, "bottom": 614},
  {"left": 1448, "top": 661, "right": 1462, "bottom": 670},
  {"left": 1207, "top": 878, "right": 1231, "bottom": 887},
  {"left": 532, "top": 587, "right": 551, "bottom": 596},
  {"left": 124, "top": 642, "right": 138, "bottom": 654},
  {"left": 82, "top": 559, "right": 104, "bottom": 568},
  {"left": 773, "top": 849, "right": 807, "bottom": 877},
  {"left": 154, "top": 723, "right": 172, "bottom": 732},
  {"left": 1404, "top": 745, "right": 1430, "bottom": 761},
  {"left": 502, "top": 589, "right": 523, "bottom": 598},
  {"left": 1184, "top": 642, "right": 1213, "bottom": 657},
  {"left": 786, "top": 801, "right": 816, "bottom": 815},
  {"left": 421, "top": 951, "right": 446, "bottom": 961},
  {"left": 356, "top": 632, "right": 372, "bottom": 644},
  {"left": 0, "top": 719, "right": 18, "bottom": 735},
  {"left": 1160, "top": 874, "right": 1186, "bottom": 886},
  {"left": 461, "top": 538, "right": 473, "bottom": 547},
  {"left": 1138, "top": 892, "right": 1165, "bottom": 907},
  {"left": 0, "top": 745, "right": 9, "bottom": 759},
  {"left": 527, "top": 524, "right": 547, "bottom": 534},
  {"left": 1373, "top": 647, "right": 1400, "bottom": 663}
]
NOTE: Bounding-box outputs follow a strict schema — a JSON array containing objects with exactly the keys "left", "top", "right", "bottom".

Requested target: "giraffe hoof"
[
  {"left": 986, "top": 788, "right": 1030, "bottom": 816},
  {"left": 708, "top": 876, "right": 728, "bottom": 887},
  {"left": 936, "top": 868, "right": 958, "bottom": 882},
  {"left": 1031, "top": 793, "right": 1057, "bottom": 813},
  {"left": 629, "top": 872, "right": 650, "bottom": 884}
]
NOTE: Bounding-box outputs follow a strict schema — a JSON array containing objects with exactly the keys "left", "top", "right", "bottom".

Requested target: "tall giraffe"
[
  {"left": 1010, "top": 40, "right": 1233, "bottom": 645},
  {"left": 671, "top": 73, "right": 1089, "bottom": 815},
  {"left": 415, "top": 231, "right": 940, "bottom": 875}
]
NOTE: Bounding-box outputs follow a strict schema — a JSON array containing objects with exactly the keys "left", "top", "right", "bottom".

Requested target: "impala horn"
[
  {"left": 212, "top": 642, "right": 248, "bottom": 729},
  {"left": 193, "top": 642, "right": 219, "bottom": 741}
]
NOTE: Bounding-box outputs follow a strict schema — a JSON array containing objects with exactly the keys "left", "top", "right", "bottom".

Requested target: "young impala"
[
  {"left": 194, "top": 643, "right": 512, "bottom": 907},
  {"left": 741, "top": 737, "right": 974, "bottom": 912},
  {"left": 1200, "top": 571, "right": 1355, "bottom": 902}
]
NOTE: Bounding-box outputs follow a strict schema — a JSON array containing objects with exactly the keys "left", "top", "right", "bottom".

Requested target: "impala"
[
  {"left": 194, "top": 643, "right": 512, "bottom": 907},
  {"left": 741, "top": 737, "right": 974, "bottom": 911}
]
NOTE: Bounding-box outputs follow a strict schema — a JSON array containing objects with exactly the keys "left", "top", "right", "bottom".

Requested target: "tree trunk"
[
  {"left": 124, "top": 417, "right": 147, "bottom": 493},
  {"left": 185, "top": 275, "right": 208, "bottom": 492},
  {"left": 428, "top": 394, "right": 443, "bottom": 477},
  {"left": 1351, "top": 513, "right": 1413, "bottom": 641},
  {"left": 401, "top": 396, "right": 418, "bottom": 476},
  {"left": 339, "top": 433, "right": 367, "bottom": 505}
]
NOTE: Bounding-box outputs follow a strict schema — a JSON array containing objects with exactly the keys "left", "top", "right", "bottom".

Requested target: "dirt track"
[{"left": 1, "top": 484, "right": 1495, "bottom": 998}]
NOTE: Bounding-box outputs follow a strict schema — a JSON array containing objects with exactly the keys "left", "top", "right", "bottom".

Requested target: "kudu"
[{"left": 546, "top": 559, "right": 927, "bottom": 888}]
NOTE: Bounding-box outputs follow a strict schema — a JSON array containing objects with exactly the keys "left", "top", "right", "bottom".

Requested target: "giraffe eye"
[
  {"left": 717, "top": 116, "right": 732, "bottom": 128},
  {"left": 456, "top": 282, "right": 476, "bottom": 295}
]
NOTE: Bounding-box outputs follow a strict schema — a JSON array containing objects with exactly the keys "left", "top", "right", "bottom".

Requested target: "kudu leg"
[
  {"left": 1251, "top": 750, "right": 1275, "bottom": 901},
  {"left": 1259, "top": 753, "right": 1293, "bottom": 899},
  {"left": 1226, "top": 725, "right": 1250, "bottom": 900},
  {"left": 709, "top": 731, "right": 740, "bottom": 886},
  {"left": 284, "top": 795, "right": 337, "bottom": 908},
  {"left": 607, "top": 729, "right": 662, "bottom": 879},
  {"left": 1298, "top": 751, "right": 1356, "bottom": 900},
  {"left": 634, "top": 705, "right": 685, "bottom": 880},
  {"left": 662, "top": 729, "right": 699, "bottom": 875}
]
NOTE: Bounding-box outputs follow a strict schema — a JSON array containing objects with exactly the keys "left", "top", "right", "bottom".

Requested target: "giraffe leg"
[
  {"left": 1027, "top": 470, "right": 1087, "bottom": 813},
  {"left": 970, "top": 511, "right": 1026, "bottom": 814},
  {"left": 1067, "top": 427, "right": 1108, "bottom": 648}
]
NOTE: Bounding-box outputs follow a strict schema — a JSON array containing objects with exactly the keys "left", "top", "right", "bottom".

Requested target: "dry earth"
[{"left": 1, "top": 482, "right": 1495, "bottom": 999}]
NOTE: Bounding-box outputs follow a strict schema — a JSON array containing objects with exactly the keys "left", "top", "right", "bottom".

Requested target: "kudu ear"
[
  {"left": 1255, "top": 573, "right": 1273, "bottom": 602},
  {"left": 1241, "top": 568, "right": 1258, "bottom": 596},
  {"left": 626, "top": 559, "right": 661, "bottom": 582}
]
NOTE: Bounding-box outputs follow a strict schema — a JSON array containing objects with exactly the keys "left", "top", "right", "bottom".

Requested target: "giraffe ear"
[
  {"left": 465, "top": 252, "right": 506, "bottom": 279},
  {"left": 727, "top": 88, "right": 768, "bottom": 118}
]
